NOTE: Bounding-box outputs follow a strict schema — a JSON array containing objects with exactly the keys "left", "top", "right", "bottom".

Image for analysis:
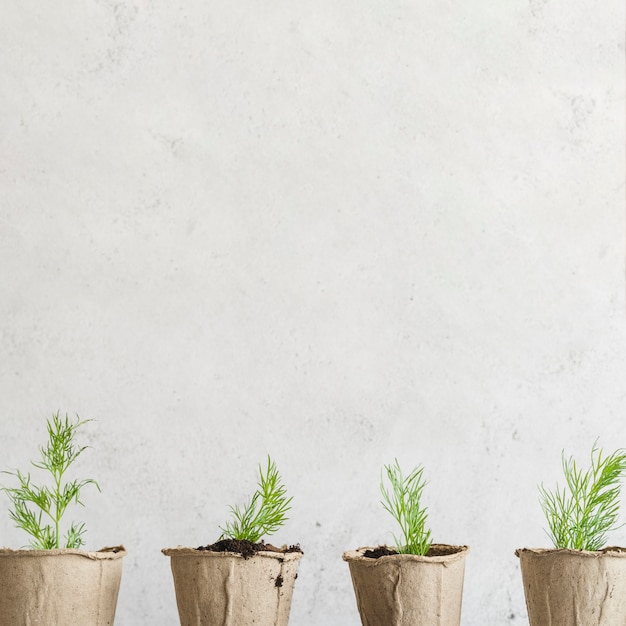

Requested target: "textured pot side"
[
  {"left": 516, "top": 547, "right": 626, "bottom": 626},
  {"left": 0, "top": 546, "right": 126, "bottom": 626},
  {"left": 162, "top": 547, "right": 302, "bottom": 626},
  {"left": 342, "top": 544, "right": 469, "bottom": 626}
]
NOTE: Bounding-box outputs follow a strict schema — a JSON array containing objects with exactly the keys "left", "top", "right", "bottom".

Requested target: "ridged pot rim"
[
  {"left": 343, "top": 543, "right": 469, "bottom": 565},
  {"left": 516, "top": 546, "right": 626, "bottom": 558},
  {"left": 0, "top": 545, "right": 126, "bottom": 560},
  {"left": 162, "top": 546, "right": 303, "bottom": 561}
]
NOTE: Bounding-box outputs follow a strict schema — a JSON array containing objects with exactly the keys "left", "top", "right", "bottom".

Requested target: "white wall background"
[{"left": 1, "top": 1, "right": 624, "bottom": 624}]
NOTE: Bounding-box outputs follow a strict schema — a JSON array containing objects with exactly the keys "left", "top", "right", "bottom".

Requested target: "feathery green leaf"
[
  {"left": 381, "top": 459, "right": 432, "bottom": 555},
  {"left": 1, "top": 412, "right": 99, "bottom": 549},
  {"left": 539, "top": 443, "right": 626, "bottom": 551},
  {"left": 219, "top": 456, "right": 292, "bottom": 543}
]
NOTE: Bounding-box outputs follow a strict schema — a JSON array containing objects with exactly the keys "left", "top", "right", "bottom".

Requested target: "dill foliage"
[
  {"left": 381, "top": 459, "right": 432, "bottom": 556},
  {"left": 219, "top": 456, "right": 292, "bottom": 543},
  {"left": 539, "top": 444, "right": 626, "bottom": 551},
  {"left": 1, "top": 412, "right": 99, "bottom": 549}
]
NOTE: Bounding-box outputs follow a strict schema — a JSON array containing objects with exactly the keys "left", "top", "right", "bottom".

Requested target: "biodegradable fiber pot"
[
  {"left": 516, "top": 547, "right": 626, "bottom": 626},
  {"left": 162, "top": 547, "right": 302, "bottom": 626},
  {"left": 343, "top": 544, "right": 469, "bottom": 626},
  {"left": 0, "top": 545, "right": 126, "bottom": 626}
]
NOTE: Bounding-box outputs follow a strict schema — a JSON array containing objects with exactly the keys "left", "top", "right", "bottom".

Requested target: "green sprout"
[
  {"left": 219, "top": 456, "right": 292, "bottom": 543},
  {"left": 539, "top": 443, "right": 626, "bottom": 551},
  {"left": 1, "top": 412, "right": 100, "bottom": 549},
  {"left": 381, "top": 459, "right": 432, "bottom": 555}
]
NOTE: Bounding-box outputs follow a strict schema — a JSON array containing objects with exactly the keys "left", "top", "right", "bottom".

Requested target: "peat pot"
[
  {"left": 162, "top": 546, "right": 302, "bottom": 626},
  {"left": 0, "top": 545, "right": 126, "bottom": 626},
  {"left": 343, "top": 544, "right": 469, "bottom": 626},
  {"left": 516, "top": 547, "right": 626, "bottom": 626}
]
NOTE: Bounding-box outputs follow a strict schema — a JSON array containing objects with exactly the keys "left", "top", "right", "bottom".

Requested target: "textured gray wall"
[{"left": 0, "top": 1, "right": 624, "bottom": 624}]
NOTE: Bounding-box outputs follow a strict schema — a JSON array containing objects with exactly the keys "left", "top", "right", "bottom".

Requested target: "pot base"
[
  {"left": 343, "top": 544, "right": 469, "bottom": 626},
  {"left": 0, "top": 546, "right": 126, "bottom": 626},
  {"left": 162, "top": 547, "right": 302, "bottom": 626},
  {"left": 517, "top": 547, "right": 626, "bottom": 626}
]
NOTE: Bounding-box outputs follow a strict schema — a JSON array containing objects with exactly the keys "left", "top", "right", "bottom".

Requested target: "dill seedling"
[
  {"left": 381, "top": 459, "right": 432, "bottom": 555},
  {"left": 1, "top": 412, "right": 100, "bottom": 549},
  {"left": 539, "top": 443, "right": 626, "bottom": 551},
  {"left": 219, "top": 456, "right": 292, "bottom": 543}
]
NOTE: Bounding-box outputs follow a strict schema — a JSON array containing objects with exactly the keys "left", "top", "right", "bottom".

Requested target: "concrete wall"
[{"left": 1, "top": 1, "right": 624, "bottom": 624}]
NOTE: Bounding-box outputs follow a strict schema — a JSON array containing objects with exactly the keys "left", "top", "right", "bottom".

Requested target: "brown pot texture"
[
  {"left": 342, "top": 544, "right": 469, "bottom": 626},
  {"left": 516, "top": 547, "right": 626, "bottom": 626},
  {"left": 0, "top": 545, "right": 126, "bottom": 626},
  {"left": 162, "top": 547, "right": 302, "bottom": 626}
]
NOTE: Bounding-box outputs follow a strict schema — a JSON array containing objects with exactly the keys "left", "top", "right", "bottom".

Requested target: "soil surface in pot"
[
  {"left": 601, "top": 546, "right": 626, "bottom": 553},
  {"left": 363, "top": 544, "right": 462, "bottom": 559},
  {"left": 196, "top": 539, "right": 303, "bottom": 560}
]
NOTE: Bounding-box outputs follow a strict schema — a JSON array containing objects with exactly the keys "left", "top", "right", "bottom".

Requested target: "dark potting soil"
[
  {"left": 363, "top": 544, "right": 463, "bottom": 559},
  {"left": 363, "top": 546, "right": 398, "bottom": 558},
  {"left": 196, "top": 539, "right": 303, "bottom": 560},
  {"left": 426, "top": 544, "right": 463, "bottom": 557},
  {"left": 601, "top": 546, "right": 626, "bottom": 554}
]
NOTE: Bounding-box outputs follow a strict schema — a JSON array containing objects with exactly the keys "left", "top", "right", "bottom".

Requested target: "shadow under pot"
[
  {"left": 0, "top": 545, "right": 126, "bottom": 626},
  {"left": 343, "top": 544, "right": 469, "bottom": 626}
]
